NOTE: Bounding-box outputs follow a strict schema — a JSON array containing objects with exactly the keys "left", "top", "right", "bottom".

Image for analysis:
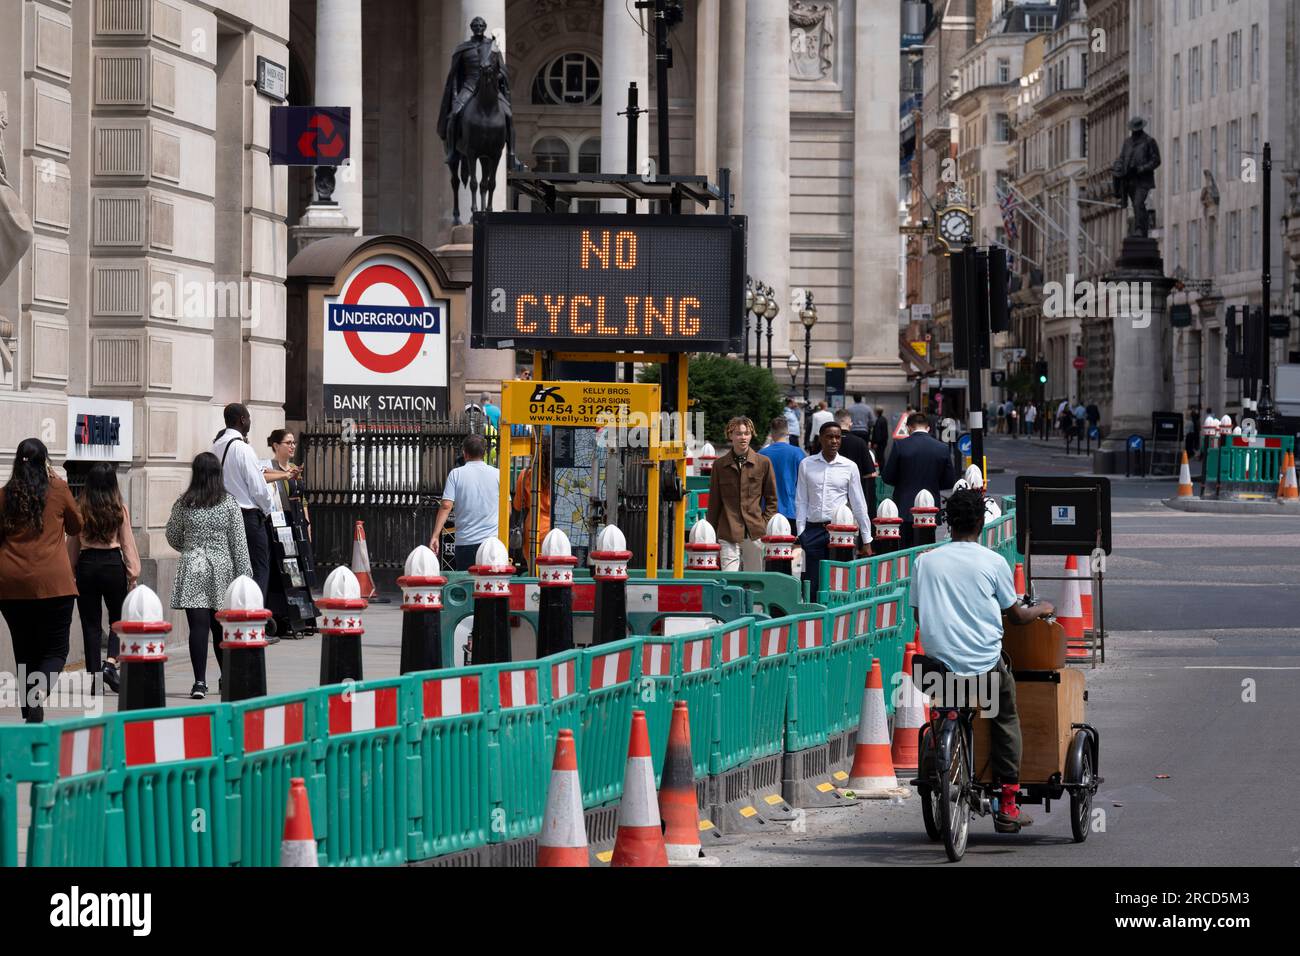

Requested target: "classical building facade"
[{"left": 0, "top": 0, "right": 906, "bottom": 650}]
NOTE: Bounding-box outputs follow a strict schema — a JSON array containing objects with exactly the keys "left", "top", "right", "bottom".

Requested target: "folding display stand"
[{"left": 268, "top": 509, "right": 318, "bottom": 637}]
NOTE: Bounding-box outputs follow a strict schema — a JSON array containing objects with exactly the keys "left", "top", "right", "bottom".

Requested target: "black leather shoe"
[
  {"left": 994, "top": 809, "right": 1033, "bottom": 833},
  {"left": 102, "top": 661, "right": 120, "bottom": 694}
]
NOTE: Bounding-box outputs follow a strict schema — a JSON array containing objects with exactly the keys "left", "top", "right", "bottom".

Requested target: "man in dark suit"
[
  {"left": 835, "top": 410, "right": 878, "bottom": 520},
  {"left": 882, "top": 412, "right": 958, "bottom": 547}
]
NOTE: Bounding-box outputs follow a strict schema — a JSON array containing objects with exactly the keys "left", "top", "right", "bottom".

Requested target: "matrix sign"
[{"left": 471, "top": 213, "right": 746, "bottom": 352}]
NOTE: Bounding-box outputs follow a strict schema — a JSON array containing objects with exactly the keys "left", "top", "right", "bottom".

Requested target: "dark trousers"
[
  {"left": 185, "top": 608, "right": 224, "bottom": 684},
  {"left": 74, "top": 548, "right": 129, "bottom": 674},
  {"left": 241, "top": 508, "right": 270, "bottom": 598},
  {"left": 0, "top": 595, "right": 76, "bottom": 721},
  {"left": 948, "top": 658, "right": 1020, "bottom": 784},
  {"left": 798, "top": 523, "right": 829, "bottom": 598},
  {"left": 901, "top": 521, "right": 915, "bottom": 550},
  {"left": 455, "top": 543, "right": 483, "bottom": 573}
]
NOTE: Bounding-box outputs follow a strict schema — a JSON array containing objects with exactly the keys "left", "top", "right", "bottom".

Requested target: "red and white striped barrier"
[
  {"left": 759, "top": 622, "right": 789, "bottom": 657},
  {"left": 797, "top": 617, "right": 823, "bottom": 649},
  {"left": 498, "top": 667, "right": 540, "bottom": 709},
  {"left": 588, "top": 647, "right": 633, "bottom": 690},
  {"left": 551, "top": 659, "right": 578, "bottom": 700},
  {"left": 720, "top": 625, "right": 748, "bottom": 664},
  {"left": 682, "top": 637, "right": 712, "bottom": 673},
  {"left": 59, "top": 726, "right": 104, "bottom": 777},
  {"left": 422, "top": 675, "right": 481, "bottom": 718},
  {"left": 123, "top": 715, "right": 212, "bottom": 766},
  {"left": 243, "top": 701, "right": 306, "bottom": 753},
  {"left": 327, "top": 686, "right": 399, "bottom": 734}
]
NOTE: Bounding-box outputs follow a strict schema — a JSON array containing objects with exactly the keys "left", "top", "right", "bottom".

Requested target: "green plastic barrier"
[
  {"left": 545, "top": 648, "right": 587, "bottom": 743},
  {"left": 678, "top": 570, "right": 807, "bottom": 619},
  {"left": 785, "top": 609, "right": 832, "bottom": 752},
  {"left": 316, "top": 678, "right": 410, "bottom": 866},
  {"left": 225, "top": 691, "right": 316, "bottom": 867},
  {"left": 409, "top": 667, "right": 493, "bottom": 860},
  {"left": 1207, "top": 437, "right": 1295, "bottom": 485},
  {"left": 842, "top": 599, "right": 879, "bottom": 729},
  {"left": 872, "top": 588, "right": 910, "bottom": 716},
  {"left": 674, "top": 631, "right": 717, "bottom": 781},
  {"left": 113, "top": 705, "right": 232, "bottom": 866},
  {"left": 492, "top": 660, "right": 550, "bottom": 842},
  {"left": 578, "top": 639, "right": 641, "bottom": 807},
  {"left": 751, "top": 618, "right": 794, "bottom": 758},
  {"left": 26, "top": 718, "right": 105, "bottom": 867},
  {"left": 637, "top": 633, "right": 679, "bottom": 788},
  {"left": 823, "top": 604, "right": 857, "bottom": 736},
  {"left": 713, "top": 618, "right": 755, "bottom": 774}
]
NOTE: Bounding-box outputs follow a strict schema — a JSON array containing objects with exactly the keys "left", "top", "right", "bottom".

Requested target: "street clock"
[{"left": 937, "top": 206, "right": 974, "bottom": 251}]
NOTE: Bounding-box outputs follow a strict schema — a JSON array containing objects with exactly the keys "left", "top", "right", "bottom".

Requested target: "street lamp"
[
  {"left": 750, "top": 283, "right": 768, "bottom": 366},
  {"left": 743, "top": 276, "right": 754, "bottom": 364},
  {"left": 763, "top": 287, "right": 779, "bottom": 370},
  {"left": 786, "top": 352, "right": 800, "bottom": 390},
  {"left": 800, "top": 291, "right": 818, "bottom": 447}
]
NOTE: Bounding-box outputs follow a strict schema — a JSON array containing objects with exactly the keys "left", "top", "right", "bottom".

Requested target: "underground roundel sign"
[{"left": 323, "top": 254, "right": 450, "bottom": 415}]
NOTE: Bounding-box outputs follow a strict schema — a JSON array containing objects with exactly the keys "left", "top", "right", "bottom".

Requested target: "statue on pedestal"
[
  {"left": 437, "top": 17, "right": 526, "bottom": 225},
  {"left": 1112, "top": 117, "right": 1161, "bottom": 238}
]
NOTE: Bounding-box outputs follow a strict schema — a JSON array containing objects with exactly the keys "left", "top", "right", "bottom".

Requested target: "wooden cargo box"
[{"left": 972, "top": 667, "right": 1084, "bottom": 783}]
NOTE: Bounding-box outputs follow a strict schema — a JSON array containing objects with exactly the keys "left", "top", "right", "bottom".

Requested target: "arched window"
[
  {"left": 532, "top": 136, "right": 570, "bottom": 174},
  {"left": 531, "top": 52, "right": 602, "bottom": 105}
]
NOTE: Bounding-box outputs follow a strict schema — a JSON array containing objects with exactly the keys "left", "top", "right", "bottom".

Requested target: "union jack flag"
[{"left": 998, "top": 187, "right": 1020, "bottom": 243}]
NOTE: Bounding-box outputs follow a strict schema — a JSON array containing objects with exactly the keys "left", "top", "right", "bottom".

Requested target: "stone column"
[
  {"left": 742, "top": 0, "right": 790, "bottom": 357},
  {"left": 717, "top": 0, "right": 746, "bottom": 207},
  {"left": 847, "top": 0, "right": 907, "bottom": 405},
  {"left": 693, "top": 0, "right": 720, "bottom": 179},
  {"left": 314, "top": 0, "right": 364, "bottom": 232},
  {"left": 601, "top": 0, "right": 650, "bottom": 211}
]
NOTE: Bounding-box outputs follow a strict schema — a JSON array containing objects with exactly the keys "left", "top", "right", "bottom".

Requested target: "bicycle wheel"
[
  {"left": 1069, "top": 733, "right": 1094, "bottom": 843},
  {"left": 918, "top": 726, "right": 941, "bottom": 841},
  {"left": 940, "top": 726, "right": 971, "bottom": 862}
]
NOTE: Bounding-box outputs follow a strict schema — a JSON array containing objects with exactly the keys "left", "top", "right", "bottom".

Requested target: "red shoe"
[{"left": 994, "top": 783, "right": 1033, "bottom": 833}]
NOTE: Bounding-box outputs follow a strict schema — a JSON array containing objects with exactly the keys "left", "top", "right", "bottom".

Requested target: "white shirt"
[
  {"left": 442, "top": 460, "right": 500, "bottom": 547},
  {"left": 810, "top": 409, "right": 834, "bottom": 436},
  {"left": 1025, "top": 406, "right": 1038, "bottom": 422},
  {"left": 794, "top": 452, "right": 873, "bottom": 540},
  {"left": 213, "top": 429, "right": 276, "bottom": 515}
]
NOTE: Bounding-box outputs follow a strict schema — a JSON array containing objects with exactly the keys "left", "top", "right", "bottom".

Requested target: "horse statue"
[{"left": 448, "top": 61, "right": 507, "bottom": 225}]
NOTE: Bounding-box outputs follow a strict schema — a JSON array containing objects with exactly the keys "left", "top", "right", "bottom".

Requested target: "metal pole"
[
  {"left": 1257, "top": 142, "right": 1276, "bottom": 431},
  {"left": 624, "top": 82, "right": 640, "bottom": 215},
  {"left": 803, "top": 325, "right": 813, "bottom": 449},
  {"left": 963, "top": 247, "right": 986, "bottom": 473}
]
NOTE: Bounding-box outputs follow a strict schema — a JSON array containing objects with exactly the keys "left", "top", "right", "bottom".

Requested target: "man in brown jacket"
[{"left": 706, "top": 416, "right": 778, "bottom": 571}]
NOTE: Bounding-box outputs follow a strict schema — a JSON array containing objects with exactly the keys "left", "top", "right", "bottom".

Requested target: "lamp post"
[
  {"left": 751, "top": 282, "right": 767, "bottom": 366},
  {"left": 743, "top": 276, "right": 755, "bottom": 364},
  {"left": 764, "top": 286, "right": 779, "bottom": 370},
  {"left": 800, "top": 291, "right": 818, "bottom": 448}
]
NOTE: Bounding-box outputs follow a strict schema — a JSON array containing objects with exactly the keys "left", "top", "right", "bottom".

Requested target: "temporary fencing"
[{"left": 2, "top": 506, "right": 1016, "bottom": 867}]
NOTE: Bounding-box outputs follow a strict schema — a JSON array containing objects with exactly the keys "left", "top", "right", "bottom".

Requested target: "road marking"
[{"left": 1184, "top": 666, "right": 1300, "bottom": 670}]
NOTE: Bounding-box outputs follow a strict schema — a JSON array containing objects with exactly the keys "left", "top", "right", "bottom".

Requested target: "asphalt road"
[{"left": 708, "top": 434, "right": 1300, "bottom": 866}]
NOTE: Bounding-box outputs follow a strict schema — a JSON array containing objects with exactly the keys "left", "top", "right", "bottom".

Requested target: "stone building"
[{"left": 0, "top": 0, "right": 906, "bottom": 659}]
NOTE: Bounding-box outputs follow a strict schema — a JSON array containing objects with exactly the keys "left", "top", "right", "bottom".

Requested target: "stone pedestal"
[
  {"left": 436, "top": 223, "right": 515, "bottom": 408},
  {"left": 1094, "top": 236, "right": 1177, "bottom": 473},
  {"left": 290, "top": 202, "right": 358, "bottom": 257}
]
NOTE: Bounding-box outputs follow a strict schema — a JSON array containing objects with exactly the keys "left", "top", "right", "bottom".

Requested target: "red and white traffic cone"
[
  {"left": 842, "top": 659, "right": 899, "bottom": 797},
  {"left": 659, "top": 701, "right": 717, "bottom": 866},
  {"left": 611, "top": 710, "right": 668, "bottom": 867},
  {"left": 891, "top": 644, "right": 925, "bottom": 775},
  {"left": 1176, "top": 451, "right": 1193, "bottom": 497},
  {"left": 351, "top": 520, "right": 378, "bottom": 599},
  {"left": 537, "top": 729, "right": 588, "bottom": 867},
  {"left": 1079, "top": 554, "right": 1095, "bottom": 635},
  {"left": 1060, "top": 555, "right": 1086, "bottom": 659},
  {"left": 280, "top": 777, "right": 318, "bottom": 867},
  {"left": 1284, "top": 452, "right": 1299, "bottom": 500}
]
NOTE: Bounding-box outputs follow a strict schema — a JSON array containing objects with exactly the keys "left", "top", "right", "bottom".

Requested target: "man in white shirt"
[
  {"left": 430, "top": 434, "right": 500, "bottom": 570},
  {"left": 808, "top": 401, "right": 834, "bottom": 449},
  {"left": 212, "top": 403, "right": 277, "bottom": 604},
  {"left": 794, "top": 421, "right": 873, "bottom": 594}
]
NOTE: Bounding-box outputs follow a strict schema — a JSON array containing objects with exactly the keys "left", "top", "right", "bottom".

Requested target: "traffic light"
[{"left": 1035, "top": 360, "right": 1048, "bottom": 386}]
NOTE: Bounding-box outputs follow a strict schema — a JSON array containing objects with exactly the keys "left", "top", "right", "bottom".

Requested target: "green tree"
[{"left": 640, "top": 355, "right": 784, "bottom": 445}]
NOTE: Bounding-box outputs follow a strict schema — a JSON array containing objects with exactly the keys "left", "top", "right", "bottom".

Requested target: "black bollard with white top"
[
  {"left": 591, "top": 525, "right": 631, "bottom": 645},
  {"left": 871, "top": 498, "right": 903, "bottom": 556},
  {"left": 217, "top": 575, "right": 272, "bottom": 702},
  {"left": 910, "top": 489, "right": 939, "bottom": 547},
  {"left": 318, "top": 566, "right": 369, "bottom": 684},
  {"left": 469, "top": 537, "right": 515, "bottom": 664},
  {"left": 114, "top": 585, "right": 172, "bottom": 711},
  {"left": 761, "top": 513, "right": 797, "bottom": 576},
  {"left": 398, "top": 545, "right": 447, "bottom": 674},
  {"left": 536, "top": 528, "right": 577, "bottom": 658},
  {"left": 826, "top": 503, "right": 859, "bottom": 564},
  {"left": 685, "top": 518, "right": 721, "bottom": 572}
]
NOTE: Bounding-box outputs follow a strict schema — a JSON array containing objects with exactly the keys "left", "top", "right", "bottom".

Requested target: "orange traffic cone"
[
  {"left": 1060, "top": 555, "right": 1086, "bottom": 659},
  {"left": 1176, "top": 451, "right": 1193, "bottom": 497},
  {"left": 1277, "top": 452, "right": 1290, "bottom": 499},
  {"left": 1013, "top": 562, "right": 1026, "bottom": 599},
  {"left": 1285, "top": 453, "right": 1299, "bottom": 500},
  {"left": 351, "top": 520, "right": 378, "bottom": 599},
  {"left": 891, "top": 645, "right": 925, "bottom": 774},
  {"left": 280, "top": 777, "right": 318, "bottom": 867},
  {"left": 843, "top": 659, "right": 899, "bottom": 796},
  {"left": 912, "top": 627, "right": 924, "bottom": 656},
  {"left": 907, "top": 639, "right": 931, "bottom": 724},
  {"left": 659, "top": 701, "right": 716, "bottom": 865},
  {"left": 1079, "top": 555, "right": 1094, "bottom": 633},
  {"left": 537, "top": 729, "right": 588, "bottom": 867},
  {"left": 611, "top": 710, "right": 668, "bottom": 867}
]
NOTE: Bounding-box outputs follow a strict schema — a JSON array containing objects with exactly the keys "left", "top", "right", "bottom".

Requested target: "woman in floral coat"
[{"left": 166, "top": 452, "right": 252, "bottom": 699}]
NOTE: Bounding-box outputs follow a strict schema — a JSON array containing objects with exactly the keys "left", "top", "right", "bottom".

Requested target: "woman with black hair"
[
  {"left": 67, "top": 462, "right": 140, "bottom": 694},
  {"left": 0, "top": 438, "right": 82, "bottom": 722},
  {"left": 165, "top": 452, "right": 252, "bottom": 699}
]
